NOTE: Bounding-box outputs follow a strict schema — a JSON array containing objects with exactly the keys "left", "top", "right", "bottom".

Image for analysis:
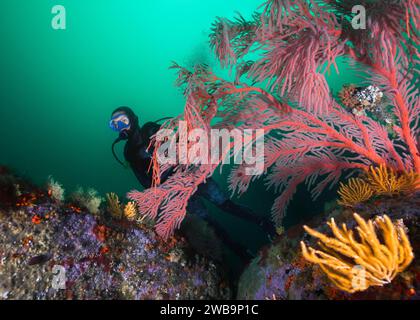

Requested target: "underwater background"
[{"left": 0, "top": 0, "right": 361, "bottom": 259}]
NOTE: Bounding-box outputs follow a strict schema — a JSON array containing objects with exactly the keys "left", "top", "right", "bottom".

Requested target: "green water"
[
  {"left": 0, "top": 0, "right": 258, "bottom": 193},
  {"left": 0, "top": 1, "right": 361, "bottom": 261}
]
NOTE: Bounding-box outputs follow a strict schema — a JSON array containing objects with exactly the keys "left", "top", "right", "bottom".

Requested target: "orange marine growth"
[{"left": 301, "top": 213, "right": 414, "bottom": 293}]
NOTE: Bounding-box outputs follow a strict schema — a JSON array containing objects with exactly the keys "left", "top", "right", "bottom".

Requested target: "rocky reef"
[
  {"left": 238, "top": 195, "right": 420, "bottom": 300},
  {"left": 0, "top": 167, "right": 230, "bottom": 300}
]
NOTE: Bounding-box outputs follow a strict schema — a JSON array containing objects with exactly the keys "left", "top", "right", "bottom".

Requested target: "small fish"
[{"left": 28, "top": 254, "right": 52, "bottom": 266}]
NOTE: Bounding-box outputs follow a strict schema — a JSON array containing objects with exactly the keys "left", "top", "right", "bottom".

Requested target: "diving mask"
[{"left": 109, "top": 113, "right": 131, "bottom": 133}]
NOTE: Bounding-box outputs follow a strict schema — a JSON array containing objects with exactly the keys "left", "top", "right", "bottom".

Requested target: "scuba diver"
[{"left": 109, "top": 106, "right": 275, "bottom": 263}]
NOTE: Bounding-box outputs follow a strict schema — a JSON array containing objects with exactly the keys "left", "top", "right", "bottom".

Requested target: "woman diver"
[{"left": 109, "top": 106, "right": 275, "bottom": 263}]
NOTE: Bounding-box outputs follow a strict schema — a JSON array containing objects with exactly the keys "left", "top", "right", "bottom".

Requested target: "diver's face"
[{"left": 109, "top": 112, "right": 131, "bottom": 133}]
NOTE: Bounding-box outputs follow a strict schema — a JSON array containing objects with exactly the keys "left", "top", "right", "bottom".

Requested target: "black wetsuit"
[{"left": 121, "top": 118, "right": 274, "bottom": 262}]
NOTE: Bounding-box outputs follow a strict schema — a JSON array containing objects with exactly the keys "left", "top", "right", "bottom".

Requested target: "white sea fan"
[
  {"left": 47, "top": 176, "right": 65, "bottom": 202},
  {"left": 70, "top": 187, "right": 103, "bottom": 215}
]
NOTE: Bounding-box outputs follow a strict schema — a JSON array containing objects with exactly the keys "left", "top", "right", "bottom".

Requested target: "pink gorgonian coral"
[{"left": 129, "top": 0, "right": 419, "bottom": 239}]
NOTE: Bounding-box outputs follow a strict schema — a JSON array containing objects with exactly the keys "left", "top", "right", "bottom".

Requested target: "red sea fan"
[
  {"left": 128, "top": 65, "right": 289, "bottom": 239},
  {"left": 211, "top": 0, "right": 345, "bottom": 114},
  {"left": 227, "top": 88, "right": 416, "bottom": 225},
  {"left": 260, "top": 102, "right": 413, "bottom": 224},
  {"left": 128, "top": 166, "right": 215, "bottom": 240},
  {"left": 217, "top": 0, "right": 419, "bottom": 220},
  {"left": 129, "top": 0, "right": 419, "bottom": 238}
]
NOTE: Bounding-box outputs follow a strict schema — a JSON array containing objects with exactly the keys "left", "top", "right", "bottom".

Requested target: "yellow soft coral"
[
  {"left": 301, "top": 213, "right": 414, "bottom": 293},
  {"left": 337, "top": 178, "right": 374, "bottom": 207},
  {"left": 107, "top": 193, "right": 138, "bottom": 221},
  {"left": 366, "top": 164, "right": 420, "bottom": 196},
  {"left": 106, "top": 193, "right": 123, "bottom": 219},
  {"left": 124, "top": 202, "right": 137, "bottom": 221},
  {"left": 337, "top": 165, "right": 420, "bottom": 207}
]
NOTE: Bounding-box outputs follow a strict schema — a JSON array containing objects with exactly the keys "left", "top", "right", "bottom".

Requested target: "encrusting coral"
[
  {"left": 339, "top": 85, "right": 385, "bottom": 118},
  {"left": 339, "top": 85, "right": 359, "bottom": 110},
  {"left": 0, "top": 169, "right": 230, "bottom": 300},
  {"left": 300, "top": 213, "right": 414, "bottom": 293}
]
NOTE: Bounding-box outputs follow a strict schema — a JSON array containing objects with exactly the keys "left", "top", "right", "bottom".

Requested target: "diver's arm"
[
  {"left": 142, "top": 121, "right": 163, "bottom": 138},
  {"left": 142, "top": 121, "right": 176, "bottom": 185},
  {"left": 133, "top": 163, "right": 174, "bottom": 189},
  {"left": 132, "top": 164, "right": 154, "bottom": 189},
  {"left": 126, "top": 122, "right": 163, "bottom": 189}
]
